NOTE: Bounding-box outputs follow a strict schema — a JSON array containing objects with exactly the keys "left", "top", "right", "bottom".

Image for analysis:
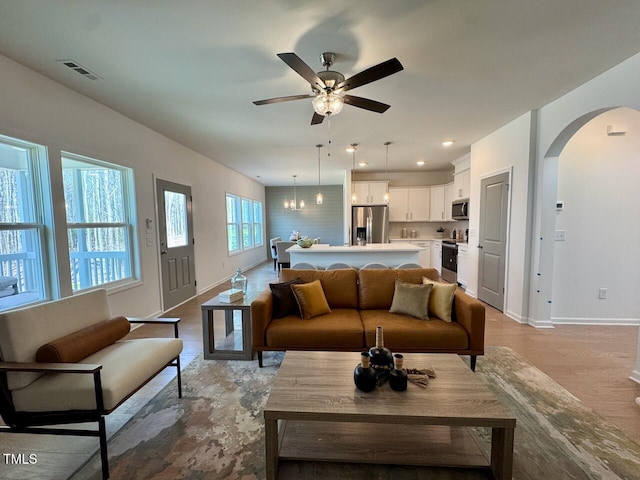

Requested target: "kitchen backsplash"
[{"left": 389, "top": 221, "right": 469, "bottom": 239}]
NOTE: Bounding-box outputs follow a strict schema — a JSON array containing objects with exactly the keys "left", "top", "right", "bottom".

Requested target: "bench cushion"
[
  {"left": 11, "top": 337, "right": 183, "bottom": 412},
  {"left": 0, "top": 289, "right": 112, "bottom": 390}
]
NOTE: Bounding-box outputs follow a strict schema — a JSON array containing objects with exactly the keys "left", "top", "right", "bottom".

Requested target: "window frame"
[
  {"left": 0, "top": 135, "right": 51, "bottom": 308},
  {"left": 61, "top": 151, "right": 138, "bottom": 293},
  {"left": 226, "top": 193, "right": 264, "bottom": 255}
]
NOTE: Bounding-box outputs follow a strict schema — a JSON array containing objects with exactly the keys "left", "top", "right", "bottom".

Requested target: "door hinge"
[
  {"left": 195, "top": 280, "right": 197, "bottom": 287},
  {"left": 192, "top": 238, "right": 195, "bottom": 245}
]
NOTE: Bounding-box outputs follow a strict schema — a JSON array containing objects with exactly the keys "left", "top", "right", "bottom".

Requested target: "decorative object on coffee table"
[
  {"left": 354, "top": 351, "right": 377, "bottom": 392},
  {"left": 389, "top": 353, "right": 408, "bottom": 391},
  {"left": 369, "top": 325, "right": 394, "bottom": 385}
]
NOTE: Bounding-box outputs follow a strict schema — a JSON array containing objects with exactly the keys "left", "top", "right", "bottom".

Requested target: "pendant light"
[
  {"left": 384, "top": 141, "right": 391, "bottom": 204},
  {"left": 283, "top": 175, "right": 304, "bottom": 211},
  {"left": 349, "top": 143, "right": 358, "bottom": 203},
  {"left": 316, "top": 144, "right": 324, "bottom": 205}
]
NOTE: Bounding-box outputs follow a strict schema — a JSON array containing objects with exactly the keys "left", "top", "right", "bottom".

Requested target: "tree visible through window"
[
  {"left": 0, "top": 138, "right": 46, "bottom": 310},
  {"left": 62, "top": 154, "right": 135, "bottom": 291}
]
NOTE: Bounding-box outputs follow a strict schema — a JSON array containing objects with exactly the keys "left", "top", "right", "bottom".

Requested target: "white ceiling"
[{"left": 1, "top": 1, "right": 640, "bottom": 186}]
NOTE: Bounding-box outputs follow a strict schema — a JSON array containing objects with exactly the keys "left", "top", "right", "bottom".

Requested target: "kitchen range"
[{"left": 441, "top": 240, "right": 458, "bottom": 284}]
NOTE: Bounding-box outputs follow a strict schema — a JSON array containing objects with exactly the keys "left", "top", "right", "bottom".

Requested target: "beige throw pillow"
[
  {"left": 422, "top": 277, "right": 457, "bottom": 322},
  {"left": 291, "top": 280, "right": 332, "bottom": 319},
  {"left": 389, "top": 279, "right": 432, "bottom": 320}
]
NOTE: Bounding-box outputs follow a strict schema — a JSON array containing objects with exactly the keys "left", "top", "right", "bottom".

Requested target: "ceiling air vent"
[{"left": 57, "top": 59, "right": 101, "bottom": 81}]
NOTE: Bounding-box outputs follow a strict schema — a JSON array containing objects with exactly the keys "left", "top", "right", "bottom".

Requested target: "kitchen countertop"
[{"left": 287, "top": 243, "right": 424, "bottom": 253}]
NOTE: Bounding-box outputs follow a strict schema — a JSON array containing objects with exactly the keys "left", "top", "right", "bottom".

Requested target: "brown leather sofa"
[{"left": 250, "top": 268, "right": 485, "bottom": 370}]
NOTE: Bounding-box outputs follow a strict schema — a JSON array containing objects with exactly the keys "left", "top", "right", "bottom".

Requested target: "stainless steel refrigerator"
[{"left": 352, "top": 205, "right": 389, "bottom": 245}]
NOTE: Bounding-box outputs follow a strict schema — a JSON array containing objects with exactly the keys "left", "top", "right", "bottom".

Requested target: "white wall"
[
  {"left": 552, "top": 107, "right": 640, "bottom": 324},
  {"left": 0, "top": 54, "right": 265, "bottom": 317},
  {"left": 469, "top": 111, "right": 535, "bottom": 321}
]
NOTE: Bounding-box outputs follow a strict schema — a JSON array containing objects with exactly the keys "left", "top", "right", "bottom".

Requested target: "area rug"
[{"left": 71, "top": 347, "right": 640, "bottom": 479}]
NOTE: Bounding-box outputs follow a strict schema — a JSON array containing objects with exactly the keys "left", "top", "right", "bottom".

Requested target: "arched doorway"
[{"left": 529, "top": 107, "right": 640, "bottom": 327}]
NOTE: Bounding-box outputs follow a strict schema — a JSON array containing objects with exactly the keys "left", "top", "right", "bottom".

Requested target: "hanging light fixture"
[
  {"left": 312, "top": 92, "right": 344, "bottom": 117},
  {"left": 283, "top": 175, "right": 304, "bottom": 211},
  {"left": 316, "top": 144, "right": 324, "bottom": 204},
  {"left": 350, "top": 143, "right": 358, "bottom": 203},
  {"left": 384, "top": 141, "right": 391, "bottom": 204}
]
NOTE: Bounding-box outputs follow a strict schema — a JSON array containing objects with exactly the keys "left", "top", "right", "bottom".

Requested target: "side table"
[{"left": 201, "top": 292, "right": 256, "bottom": 360}]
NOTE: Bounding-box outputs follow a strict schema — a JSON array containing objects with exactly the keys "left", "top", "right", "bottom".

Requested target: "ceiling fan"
[{"left": 253, "top": 52, "right": 403, "bottom": 125}]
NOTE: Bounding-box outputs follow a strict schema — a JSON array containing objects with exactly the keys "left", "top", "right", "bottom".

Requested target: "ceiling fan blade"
[
  {"left": 343, "top": 95, "right": 390, "bottom": 113},
  {"left": 277, "top": 52, "right": 326, "bottom": 91},
  {"left": 336, "top": 58, "right": 404, "bottom": 92},
  {"left": 311, "top": 112, "right": 325, "bottom": 125},
  {"left": 253, "top": 94, "right": 314, "bottom": 105}
]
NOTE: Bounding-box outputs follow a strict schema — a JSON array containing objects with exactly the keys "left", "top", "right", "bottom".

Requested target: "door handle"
[
  {"left": 161, "top": 249, "right": 168, "bottom": 255},
  {"left": 477, "top": 245, "right": 483, "bottom": 249}
]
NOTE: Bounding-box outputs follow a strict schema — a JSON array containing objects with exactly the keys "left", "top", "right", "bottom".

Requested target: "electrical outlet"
[
  {"left": 598, "top": 288, "right": 607, "bottom": 299},
  {"left": 554, "top": 230, "right": 566, "bottom": 241}
]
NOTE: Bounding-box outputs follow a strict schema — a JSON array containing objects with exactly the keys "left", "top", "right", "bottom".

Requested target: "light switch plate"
[{"left": 554, "top": 230, "right": 566, "bottom": 241}]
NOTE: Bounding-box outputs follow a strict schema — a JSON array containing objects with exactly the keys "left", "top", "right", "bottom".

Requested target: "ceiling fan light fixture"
[{"left": 312, "top": 92, "right": 344, "bottom": 116}]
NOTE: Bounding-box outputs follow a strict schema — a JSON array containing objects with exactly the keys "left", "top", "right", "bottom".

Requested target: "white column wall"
[
  {"left": 0, "top": 53, "right": 265, "bottom": 317},
  {"left": 469, "top": 111, "right": 535, "bottom": 322}
]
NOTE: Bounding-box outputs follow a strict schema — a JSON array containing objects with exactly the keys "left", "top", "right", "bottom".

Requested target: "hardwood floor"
[
  {"left": 155, "top": 261, "right": 640, "bottom": 445},
  {"left": 3, "top": 261, "right": 637, "bottom": 480}
]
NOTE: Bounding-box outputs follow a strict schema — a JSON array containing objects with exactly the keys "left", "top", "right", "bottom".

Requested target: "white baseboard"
[
  {"left": 464, "top": 288, "right": 477, "bottom": 298},
  {"left": 527, "top": 317, "right": 555, "bottom": 328},
  {"left": 551, "top": 316, "right": 640, "bottom": 326},
  {"left": 629, "top": 370, "right": 640, "bottom": 385}
]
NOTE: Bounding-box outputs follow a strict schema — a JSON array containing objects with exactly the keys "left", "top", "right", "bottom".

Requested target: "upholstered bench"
[{"left": 0, "top": 289, "right": 183, "bottom": 479}]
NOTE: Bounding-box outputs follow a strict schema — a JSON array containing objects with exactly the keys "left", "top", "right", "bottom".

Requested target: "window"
[
  {"left": 62, "top": 153, "right": 136, "bottom": 291},
  {"left": 253, "top": 201, "right": 263, "bottom": 246},
  {"left": 226, "top": 193, "right": 263, "bottom": 254},
  {"left": 0, "top": 137, "right": 48, "bottom": 311},
  {"left": 226, "top": 194, "right": 241, "bottom": 253}
]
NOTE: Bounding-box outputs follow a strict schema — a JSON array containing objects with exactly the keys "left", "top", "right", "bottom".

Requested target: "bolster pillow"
[{"left": 36, "top": 316, "right": 131, "bottom": 363}]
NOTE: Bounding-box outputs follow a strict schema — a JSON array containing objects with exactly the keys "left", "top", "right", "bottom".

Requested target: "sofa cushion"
[
  {"left": 422, "top": 277, "right": 457, "bottom": 322},
  {"left": 270, "top": 278, "right": 303, "bottom": 319},
  {"left": 0, "top": 289, "right": 112, "bottom": 391},
  {"left": 389, "top": 280, "right": 432, "bottom": 320},
  {"left": 358, "top": 268, "right": 438, "bottom": 310},
  {"left": 281, "top": 269, "right": 358, "bottom": 309},
  {"left": 291, "top": 280, "right": 331, "bottom": 319},
  {"left": 266, "top": 309, "right": 363, "bottom": 349},
  {"left": 361, "top": 311, "right": 469, "bottom": 350},
  {"left": 36, "top": 316, "right": 131, "bottom": 363},
  {"left": 11, "top": 337, "right": 183, "bottom": 412}
]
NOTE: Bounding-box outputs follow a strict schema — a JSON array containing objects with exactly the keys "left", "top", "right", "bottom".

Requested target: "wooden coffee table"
[{"left": 264, "top": 351, "right": 516, "bottom": 479}]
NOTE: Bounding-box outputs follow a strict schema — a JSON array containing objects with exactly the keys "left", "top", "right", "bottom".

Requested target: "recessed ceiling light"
[
  {"left": 358, "top": 161, "right": 367, "bottom": 167},
  {"left": 416, "top": 160, "right": 425, "bottom": 166},
  {"left": 442, "top": 140, "right": 454, "bottom": 147},
  {"left": 346, "top": 146, "right": 355, "bottom": 153}
]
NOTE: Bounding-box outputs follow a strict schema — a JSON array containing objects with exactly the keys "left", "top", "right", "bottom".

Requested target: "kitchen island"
[{"left": 287, "top": 243, "right": 424, "bottom": 269}]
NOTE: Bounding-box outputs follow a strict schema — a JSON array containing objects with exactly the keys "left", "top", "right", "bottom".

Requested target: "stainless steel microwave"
[{"left": 452, "top": 199, "right": 469, "bottom": 220}]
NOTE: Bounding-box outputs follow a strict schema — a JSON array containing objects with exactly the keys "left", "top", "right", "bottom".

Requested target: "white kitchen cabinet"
[
  {"left": 453, "top": 169, "right": 470, "bottom": 200},
  {"left": 410, "top": 240, "right": 431, "bottom": 267},
  {"left": 388, "top": 186, "right": 430, "bottom": 221},
  {"left": 444, "top": 183, "right": 454, "bottom": 221},
  {"left": 429, "top": 185, "right": 445, "bottom": 222},
  {"left": 432, "top": 240, "right": 442, "bottom": 275},
  {"left": 388, "top": 187, "right": 409, "bottom": 221},
  {"left": 353, "top": 181, "right": 388, "bottom": 205},
  {"left": 457, "top": 243, "right": 469, "bottom": 287}
]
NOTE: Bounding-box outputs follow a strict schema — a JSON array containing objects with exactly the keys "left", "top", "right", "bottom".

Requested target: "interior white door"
[
  {"left": 156, "top": 179, "right": 196, "bottom": 310},
  {"left": 477, "top": 172, "right": 509, "bottom": 311}
]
